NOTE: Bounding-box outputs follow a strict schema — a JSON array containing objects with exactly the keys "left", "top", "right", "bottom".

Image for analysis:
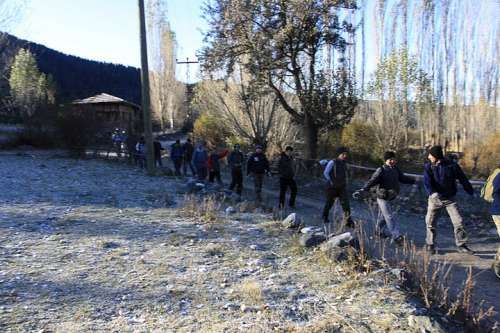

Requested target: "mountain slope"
[{"left": 0, "top": 32, "right": 141, "bottom": 105}]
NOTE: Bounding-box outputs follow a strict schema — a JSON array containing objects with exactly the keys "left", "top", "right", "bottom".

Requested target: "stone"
[
  {"left": 225, "top": 206, "right": 236, "bottom": 215},
  {"left": 321, "top": 232, "right": 354, "bottom": 250},
  {"left": 300, "top": 226, "right": 322, "bottom": 234},
  {"left": 186, "top": 180, "right": 205, "bottom": 193},
  {"left": 407, "top": 315, "right": 445, "bottom": 333},
  {"left": 281, "top": 213, "right": 302, "bottom": 229},
  {"left": 299, "top": 232, "right": 326, "bottom": 248}
]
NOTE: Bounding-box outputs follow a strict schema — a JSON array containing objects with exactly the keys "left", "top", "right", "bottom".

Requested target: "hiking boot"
[
  {"left": 393, "top": 235, "right": 405, "bottom": 245},
  {"left": 425, "top": 245, "right": 437, "bottom": 255},
  {"left": 344, "top": 220, "right": 355, "bottom": 229},
  {"left": 457, "top": 245, "right": 474, "bottom": 254}
]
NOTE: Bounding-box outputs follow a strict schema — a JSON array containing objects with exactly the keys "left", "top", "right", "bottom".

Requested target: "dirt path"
[{"left": 230, "top": 172, "right": 500, "bottom": 323}]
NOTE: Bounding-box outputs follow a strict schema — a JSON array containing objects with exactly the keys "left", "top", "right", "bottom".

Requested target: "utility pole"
[
  {"left": 138, "top": 0, "right": 155, "bottom": 175},
  {"left": 176, "top": 57, "right": 199, "bottom": 83}
]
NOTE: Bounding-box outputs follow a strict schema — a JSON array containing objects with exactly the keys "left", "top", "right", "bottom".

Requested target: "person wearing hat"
[
  {"left": 322, "top": 147, "right": 354, "bottom": 232},
  {"left": 423, "top": 145, "right": 474, "bottom": 254},
  {"left": 278, "top": 146, "right": 297, "bottom": 209},
  {"left": 353, "top": 151, "right": 416, "bottom": 243},
  {"left": 247, "top": 144, "right": 270, "bottom": 202},
  {"left": 228, "top": 144, "right": 245, "bottom": 196}
]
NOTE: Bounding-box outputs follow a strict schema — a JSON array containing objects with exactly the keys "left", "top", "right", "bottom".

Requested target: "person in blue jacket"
[
  {"left": 170, "top": 139, "right": 184, "bottom": 176},
  {"left": 423, "top": 145, "right": 474, "bottom": 254}
]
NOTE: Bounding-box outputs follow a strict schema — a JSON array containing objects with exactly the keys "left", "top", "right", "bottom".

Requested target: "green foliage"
[
  {"left": 341, "top": 120, "right": 382, "bottom": 163},
  {"left": 367, "top": 48, "right": 434, "bottom": 151},
  {"left": 193, "top": 113, "right": 230, "bottom": 148},
  {"left": 201, "top": 0, "right": 358, "bottom": 159},
  {"left": 8, "top": 48, "right": 55, "bottom": 117}
]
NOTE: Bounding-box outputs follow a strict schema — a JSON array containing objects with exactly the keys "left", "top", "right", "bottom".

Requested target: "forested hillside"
[{"left": 0, "top": 32, "right": 140, "bottom": 104}]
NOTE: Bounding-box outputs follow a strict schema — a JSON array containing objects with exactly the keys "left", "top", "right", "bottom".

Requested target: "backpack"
[{"left": 481, "top": 168, "right": 500, "bottom": 203}]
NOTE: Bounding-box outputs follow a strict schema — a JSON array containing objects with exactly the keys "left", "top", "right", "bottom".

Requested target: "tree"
[
  {"left": 191, "top": 69, "right": 299, "bottom": 152},
  {"left": 9, "top": 48, "right": 55, "bottom": 117},
  {"left": 368, "top": 48, "right": 433, "bottom": 151},
  {"left": 147, "top": 0, "right": 186, "bottom": 130},
  {"left": 201, "top": 0, "right": 358, "bottom": 160}
]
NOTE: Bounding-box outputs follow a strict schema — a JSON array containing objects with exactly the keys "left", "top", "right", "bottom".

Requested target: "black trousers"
[
  {"left": 322, "top": 186, "right": 353, "bottom": 224},
  {"left": 279, "top": 177, "right": 297, "bottom": 208},
  {"left": 209, "top": 169, "right": 222, "bottom": 183},
  {"left": 229, "top": 168, "right": 243, "bottom": 195}
]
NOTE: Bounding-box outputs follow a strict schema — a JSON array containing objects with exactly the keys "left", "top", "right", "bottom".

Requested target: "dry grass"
[
  {"left": 238, "top": 279, "right": 264, "bottom": 305},
  {"left": 179, "top": 194, "right": 224, "bottom": 224}
]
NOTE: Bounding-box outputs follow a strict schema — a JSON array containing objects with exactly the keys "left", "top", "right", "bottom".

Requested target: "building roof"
[{"left": 73, "top": 93, "right": 140, "bottom": 109}]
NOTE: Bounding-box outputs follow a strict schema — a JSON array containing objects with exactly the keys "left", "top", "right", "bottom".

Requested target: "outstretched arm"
[
  {"left": 455, "top": 164, "right": 474, "bottom": 195},
  {"left": 397, "top": 168, "right": 416, "bottom": 185},
  {"left": 361, "top": 167, "right": 383, "bottom": 191}
]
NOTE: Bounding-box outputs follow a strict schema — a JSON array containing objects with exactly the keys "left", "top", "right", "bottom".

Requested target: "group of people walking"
[{"left": 135, "top": 137, "right": 500, "bottom": 271}]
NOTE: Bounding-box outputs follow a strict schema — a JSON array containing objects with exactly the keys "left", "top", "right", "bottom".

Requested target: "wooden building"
[{"left": 72, "top": 93, "right": 141, "bottom": 132}]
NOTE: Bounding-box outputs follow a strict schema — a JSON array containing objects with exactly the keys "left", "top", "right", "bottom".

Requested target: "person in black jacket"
[
  {"left": 278, "top": 146, "right": 297, "bottom": 209},
  {"left": 228, "top": 144, "right": 245, "bottom": 196},
  {"left": 423, "top": 145, "right": 474, "bottom": 254},
  {"left": 182, "top": 138, "right": 195, "bottom": 176},
  {"left": 353, "top": 151, "right": 416, "bottom": 243},
  {"left": 247, "top": 144, "right": 270, "bottom": 202},
  {"left": 153, "top": 138, "right": 164, "bottom": 167}
]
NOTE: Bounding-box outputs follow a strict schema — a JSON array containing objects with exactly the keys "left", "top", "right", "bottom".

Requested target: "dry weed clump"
[
  {"left": 238, "top": 279, "right": 264, "bottom": 305},
  {"left": 180, "top": 194, "right": 224, "bottom": 224},
  {"left": 346, "top": 221, "right": 496, "bottom": 331}
]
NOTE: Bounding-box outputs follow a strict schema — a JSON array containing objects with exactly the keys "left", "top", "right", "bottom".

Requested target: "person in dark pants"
[
  {"left": 153, "top": 138, "right": 164, "bottom": 167},
  {"left": 208, "top": 148, "right": 229, "bottom": 184},
  {"left": 423, "top": 145, "right": 474, "bottom": 254},
  {"left": 247, "top": 145, "right": 270, "bottom": 202},
  {"left": 322, "top": 147, "right": 354, "bottom": 232},
  {"left": 228, "top": 144, "right": 245, "bottom": 196},
  {"left": 278, "top": 146, "right": 297, "bottom": 209},
  {"left": 135, "top": 136, "right": 146, "bottom": 169},
  {"left": 192, "top": 142, "right": 209, "bottom": 181},
  {"left": 182, "top": 138, "right": 195, "bottom": 176},
  {"left": 170, "top": 139, "right": 184, "bottom": 176},
  {"left": 353, "top": 151, "right": 416, "bottom": 243}
]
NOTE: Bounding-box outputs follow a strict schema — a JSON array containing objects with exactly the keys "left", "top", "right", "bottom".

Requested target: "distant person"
[
  {"left": 182, "top": 138, "right": 195, "bottom": 176},
  {"left": 192, "top": 142, "right": 209, "bottom": 181},
  {"left": 153, "top": 138, "right": 164, "bottom": 167},
  {"left": 483, "top": 167, "right": 500, "bottom": 278},
  {"left": 322, "top": 147, "right": 354, "bottom": 231},
  {"left": 247, "top": 144, "right": 270, "bottom": 202},
  {"left": 228, "top": 144, "right": 245, "bottom": 197},
  {"left": 135, "top": 136, "right": 146, "bottom": 169},
  {"left": 208, "top": 147, "right": 229, "bottom": 184},
  {"left": 170, "top": 139, "right": 184, "bottom": 176},
  {"left": 354, "top": 151, "right": 416, "bottom": 243},
  {"left": 278, "top": 146, "right": 297, "bottom": 209},
  {"left": 423, "top": 145, "right": 474, "bottom": 254},
  {"left": 126, "top": 132, "right": 137, "bottom": 164}
]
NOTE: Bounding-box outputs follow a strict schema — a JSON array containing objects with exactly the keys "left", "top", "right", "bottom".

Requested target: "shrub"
[
  {"left": 55, "top": 106, "right": 102, "bottom": 157},
  {"left": 192, "top": 113, "right": 230, "bottom": 147},
  {"left": 341, "top": 120, "right": 383, "bottom": 163},
  {"left": 462, "top": 132, "right": 500, "bottom": 177}
]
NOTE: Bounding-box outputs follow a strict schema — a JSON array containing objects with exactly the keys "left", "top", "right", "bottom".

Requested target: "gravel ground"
[{"left": 0, "top": 151, "right": 466, "bottom": 332}]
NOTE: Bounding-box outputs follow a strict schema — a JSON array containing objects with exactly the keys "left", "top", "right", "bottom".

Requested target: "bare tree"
[
  {"left": 147, "top": 0, "right": 185, "bottom": 131},
  {"left": 192, "top": 68, "right": 299, "bottom": 152}
]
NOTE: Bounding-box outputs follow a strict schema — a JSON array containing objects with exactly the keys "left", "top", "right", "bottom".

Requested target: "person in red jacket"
[{"left": 208, "top": 147, "right": 229, "bottom": 184}]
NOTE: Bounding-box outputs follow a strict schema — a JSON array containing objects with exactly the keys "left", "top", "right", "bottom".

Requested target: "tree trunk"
[{"left": 302, "top": 113, "right": 318, "bottom": 161}]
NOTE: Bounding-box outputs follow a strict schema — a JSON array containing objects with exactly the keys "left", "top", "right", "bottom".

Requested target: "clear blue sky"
[{"left": 7, "top": 0, "right": 206, "bottom": 77}]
